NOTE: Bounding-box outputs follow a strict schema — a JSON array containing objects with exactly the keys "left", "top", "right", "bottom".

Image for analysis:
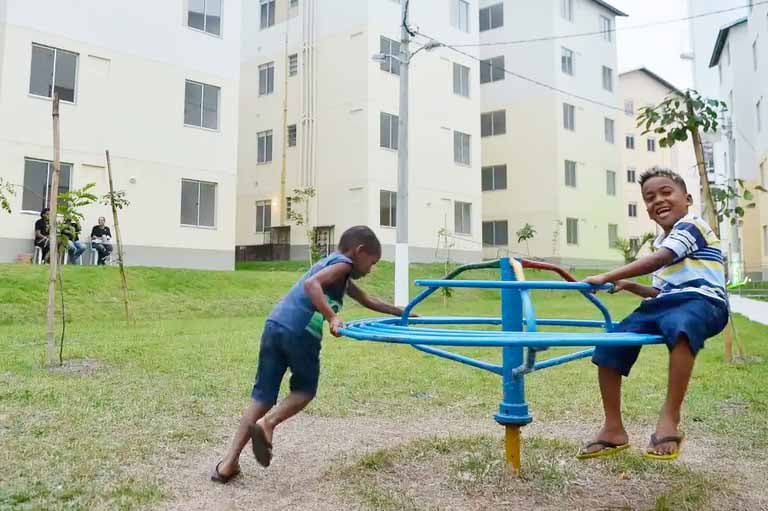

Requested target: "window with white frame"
[
  {"left": 181, "top": 179, "right": 217, "bottom": 228},
  {"left": 188, "top": 0, "right": 221, "bottom": 36},
  {"left": 757, "top": 98, "right": 763, "bottom": 132},
  {"left": 259, "top": 62, "right": 275, "bottom": 95},
  {"left": 479, "top": 3, "right": 503, "bottom": 31},
  {"left": 482, "top": 164, "right": 507, "bottom": 191},
  {"left": 453, "top": 62, "right": 470, "bottom": 97},
  {"left": 561, "top": 0, "right": 573, "bottom": 21},
  {"left": 288, "top": 54, "right": 298, "bottom": 76},
  {"left": 184, "top": 80, "right": 220, "bottom": 129},
  {"left": 625, "top": 99, "right": 634, "bottom": 116},
  {"left": 380, "top": 112, "right": 399, "bottom": 150},
  {"left": 288, "top": 124, "right": 297, "bottom": 147},
  {"left": 566, "top": 217, "right": 578, "bottom": 244},
  {"left": 647, "top": 138, "right": 656, "bottom": 152},
  {"left": 608, "top": 224, "right": 618, "bottom": 248},
  {"left": 599, "top": 15, "right": 612, "bottom": 42},
  {"left": 454, "top": 0, "right": 470, "bottom": 32},
  {"left": 260, "top": 0, "right": 275, "bottom": 29},
  {"left": 564, "top": 160, "right": 576, "bottom": 187},
  {"left": 29, "top": 44, "right": 78, "bottom": 102},
  {"left": 563, "top": 103, "right": 575, "bottom": 130},
  {"left": 627, "top": 167, "right": 636, "bottom": 183},
  {"left": 606, "top": 170, "right": 616, "bottom": 196},
  {"left": 604, "top": 118, "right": 615, "bottom": 143},
  {"left": 380, "top": 36, "right": 401, "bottom": 75},
  {"left": 602, "top": 66, "right": 613, "bottom": 91},
  {"left": 483, "top": 220, "right": 508, "bottom": 246},
  {"left": 257, "top": 130, "right": 273, "bottom": 163},
  {"left": 754, "top": 38, "right": 759, "bottom": 71},
  {"left": 480, "top": 56, "right": 504, "bottom": 83},
  {"left": 255, "top": 200, "right": 271, "bottom": 232},
  {"left": 455, "top": 201, "right": 472, "bottom": 234},
  {"left": 21, "top": 158, "right": 72, "bottom": 212},
  {"left": 561, "top": 47, "right": 574, "bottom": 75},
  {"left": 626, "top": 134, "right": 635, "bottom": 149},
  {"left": 380, "top": 190, "right": 397, "bottom": 227},
  {"left": 454, "top": 131, "right": 471, "bottom": 165},
  {"left": 481, "top": 110, "right": 506, "bottom": 137},
  {"left": 628, "top": 202, "right": 638, "bottom": 217}
]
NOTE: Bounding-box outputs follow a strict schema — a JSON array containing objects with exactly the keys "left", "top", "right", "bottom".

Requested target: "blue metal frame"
[{"left": 339, "top": 257, "right": 663, "bottom": 428}]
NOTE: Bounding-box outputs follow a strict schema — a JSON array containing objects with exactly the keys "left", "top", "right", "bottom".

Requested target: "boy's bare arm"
[
  {"left": 585, "top": 248, "right": 675, "bottom": 286},
  {"left": 613, "top": 280, "right": 660, "bottom": 298},
  {"left": 303, "top": 263, "right": 353, "bottom": 326},
  {"left": 346, "top": 281, "right": 406, "bottom": 316}
]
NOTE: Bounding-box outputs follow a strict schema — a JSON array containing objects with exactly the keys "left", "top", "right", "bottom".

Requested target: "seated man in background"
[
  {"left": 34, "top": 208, "right": 50, "bottom": 263},
  {"left": 63, "top": 219, "right": 86, "bottom": 264},
  {"left": 90, "top": 216, "right": 113, "bottom": 265}
]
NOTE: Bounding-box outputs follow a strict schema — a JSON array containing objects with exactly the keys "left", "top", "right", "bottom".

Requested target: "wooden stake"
[
  {"left": 45, "top": 94, "right": 61, "bottom": 366},
  {"left": 105, "top": 150, "right": 130, "bottom": 322}
]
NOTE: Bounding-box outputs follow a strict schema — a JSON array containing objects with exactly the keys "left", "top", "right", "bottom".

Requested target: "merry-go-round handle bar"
[{"left": 414, "top": 279, "right": 614, "bottom": 292}]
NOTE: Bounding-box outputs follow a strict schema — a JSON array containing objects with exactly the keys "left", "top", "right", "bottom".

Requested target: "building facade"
[
  {"left": 478, "top": 0, "right": 626, "bottom": 267},
  {"left": 0, "top": 0, "right": 240, "bottom": 269},
  {"left": 618, "top": 68, "right": 700, "bottom": 255},
  {"left": 236, "top": 0, "right": 483, "bottom": 263}
]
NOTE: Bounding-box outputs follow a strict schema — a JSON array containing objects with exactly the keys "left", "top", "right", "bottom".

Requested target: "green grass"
[{"left": 1, "top": 261, "right": 767, "bottom": 509}]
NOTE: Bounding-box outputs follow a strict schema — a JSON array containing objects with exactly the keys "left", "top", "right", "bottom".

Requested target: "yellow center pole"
[{"left": 505, "top": 425, "right": 522, "bottom": 474}]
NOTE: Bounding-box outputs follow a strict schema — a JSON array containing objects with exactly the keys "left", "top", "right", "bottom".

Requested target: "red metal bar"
[{"left": 519, "top": 259, "right": 577, "bottom": 282}]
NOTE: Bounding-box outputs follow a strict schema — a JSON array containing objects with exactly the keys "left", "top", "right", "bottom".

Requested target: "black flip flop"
[
  {"left": 249, "top": 423, "right": 273, "bottom": 467},
  {"left": 576, "top": 439, "right": 630, "bottom": 460},
  {"left": 210, "top": 461, "right": 240, "bottom": 484}
]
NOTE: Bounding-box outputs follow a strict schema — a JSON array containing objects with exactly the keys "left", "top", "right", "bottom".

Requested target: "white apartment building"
[
  {"left": 479, "top": 0, "right": 626, "bottom": 267},
  {"left": 0, "top": 0, "right": 240, "bottom": 270},
  {"left": 618, "top": 68, "right": 700, "bottom": 254},
  {"left": 236, "top": 0, "right": 483, "bottom": 263},
  {"left": 709, "top": 4, "right": 768, "bottom": 280}
]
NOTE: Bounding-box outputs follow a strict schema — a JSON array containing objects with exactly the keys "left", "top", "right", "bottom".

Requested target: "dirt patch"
[
  {"left": 48, "top": 358, "right": 107, "bottom": 376},
  {"left": 155, "top": 416, "right": 768, "bottom": 511}
]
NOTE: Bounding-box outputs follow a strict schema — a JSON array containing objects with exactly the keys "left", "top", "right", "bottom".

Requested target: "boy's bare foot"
[
  {"left": 647, "top": 419, "right": 682, "bottom": 456},
  {"left": 249, "top": 420, "right": 273, "bottom": 467},
  {"left": 579, "top": 426, "right": 629, "bottom": 455},
  {"left": 211, "top": 460, "right": 240, "bottom": 484}
]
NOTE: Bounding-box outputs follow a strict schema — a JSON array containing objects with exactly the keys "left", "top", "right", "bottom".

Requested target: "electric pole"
[
  {"left": 725, "top": 117, "right": 743, "bottom": 283},
  {"left": 394, "top": 0, "right": 411, "bottom": 307}
]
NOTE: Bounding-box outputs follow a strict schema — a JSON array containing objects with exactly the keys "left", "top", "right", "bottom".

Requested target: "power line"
[
  {"left": 441, "top": 1, "right": 764, "bottom": 48},
  {"left": 414, "top": 31, "right": 627, "bottom": 113}
]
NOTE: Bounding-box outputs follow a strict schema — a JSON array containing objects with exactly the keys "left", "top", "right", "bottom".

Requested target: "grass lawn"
[{"left": 1, "top": 261, "right": 767, "bottom": 510}]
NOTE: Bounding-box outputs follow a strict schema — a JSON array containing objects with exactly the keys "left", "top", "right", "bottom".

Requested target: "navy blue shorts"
[
  {"left": 251, "top": 320, "right": 322, "bottom": 405},
  {"left": 592, "top": 293, "right": 728, "bottom": 376}
]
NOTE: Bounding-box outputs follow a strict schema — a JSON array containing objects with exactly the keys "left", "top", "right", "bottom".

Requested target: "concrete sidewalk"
[{"left": 729, "top": 295, "right": 768, "bottom": 326}]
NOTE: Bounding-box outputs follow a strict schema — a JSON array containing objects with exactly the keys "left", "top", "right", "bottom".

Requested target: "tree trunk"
[
  {"left": 45, "top": 95, "right": 61, "bottom": 367},
  {"left": 105, "top": 150, "right": 130, "bottom": 322}
]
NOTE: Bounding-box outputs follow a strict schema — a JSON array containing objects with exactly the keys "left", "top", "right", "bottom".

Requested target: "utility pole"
[
  {"left": 725, "top": 117, "right": 743, "bottom": 283},
  {"left": 394, "top": 0, "right": 411, "bottom": 307}
]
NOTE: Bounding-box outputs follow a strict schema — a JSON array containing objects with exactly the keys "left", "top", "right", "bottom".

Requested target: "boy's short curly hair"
[
  {"left": 639, "top": 167, "right": 687, "bottom": 193},
  {"left": 338, "top": 225, "right": 381, "bottom": 256}
]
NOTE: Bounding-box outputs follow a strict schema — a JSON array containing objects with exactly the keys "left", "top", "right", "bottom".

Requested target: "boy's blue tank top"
[{"left": 267, "top": 252, "right": 353, "bottom": 339}]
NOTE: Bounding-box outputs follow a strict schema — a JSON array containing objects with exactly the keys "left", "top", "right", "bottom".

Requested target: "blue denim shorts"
[
  {"left": 592, "top": 293, "right": 728, "bottom": 376},
  {"left": 251, "top": 320, "right": 322, "bottom": 405}
]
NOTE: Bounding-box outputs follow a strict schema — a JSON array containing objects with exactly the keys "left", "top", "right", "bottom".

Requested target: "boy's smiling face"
[{"left": 641, "top": 176, "right": 692, "bottom": 232}]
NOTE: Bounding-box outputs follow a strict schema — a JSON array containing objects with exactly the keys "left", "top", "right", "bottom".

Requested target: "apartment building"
[
  {"left": 479, "top": 0, "right": 626, "bottom": 267},
  {"left": 618, "top": 68, "right": 700, "bottom": 254},
  {"left": 0, "top": 0, "right": 240, "bottom": 269},
  {"left": 709, "top": 5, "right": 768, "bottom": 280},
  {"left": 236, "top": 0, "right": 483, "bottom": 263}
]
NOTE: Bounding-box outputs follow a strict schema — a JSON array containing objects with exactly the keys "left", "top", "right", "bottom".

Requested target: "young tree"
[
  {"left": 286, "top": 187, "right": 319, "bottom": 265},
  {"left": 103, "top": 150, "right": 131, "bottom": 321},
  {"left": 516, "top": 223, "right": 536, "bottom": 256},
  {"left": 611, "top": 232, "right": 655, "bottom": 264},
  {"left": 0, "top": 178, "right": 15, "bottom": 214}
]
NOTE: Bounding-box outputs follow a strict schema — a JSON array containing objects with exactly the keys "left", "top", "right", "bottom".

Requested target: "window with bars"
[
  {"left": 380, "top": 112, "right": 399, "bottom": 150},
  {"left": 255, "top": 200, "right": 271, "bottom": 232},
  {"left": 188, "top": 0, "right": 221, "bottom": 35},
  {"left": 288, "top": 54, "right": 298, "bottom": 76},
  {"left": 288, "top": 124, "right": 297, "bottom": 147},
  {"left": 481, "top": 165, "right": 507, "bottom": 191},
  {"left": 480, "top": 56, "right": 504, "bottom": 83},
  {"left": 455, "top": 201, "right": 472, "bottom": 234},
  {"left": 380, "top": 190, "right": 397, "bottom": 227},
  {"left": 184, "top": 80, "right": 220, "bottom": 129},
  {"left": 482, "top": 220, "right": 508, "bottom": 246},
  {"left": 481, "top": 110, "right": 506, "bottom": 137},
  {"left": 21, "top": 158, "right": 72, "bottom": 212},
  {"left": 454, "top": 131, "right": 471, "bottom": 165},
  {"left": 257, "top": 130, "right": 273, "bottom": 163},
  {"left": 181, "top": 179, "right": 217, "bottom": 228},
  {"left": 29, "top": 44, "right": 78, "bottom": 102},
  {"left": 259, "top": 62, "right": 275, "bottom": 95}
]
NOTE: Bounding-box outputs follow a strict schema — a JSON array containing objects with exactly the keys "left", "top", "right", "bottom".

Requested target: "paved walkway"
[{"left": 729, "top": 295, "right": 768, "bottom": 326}]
